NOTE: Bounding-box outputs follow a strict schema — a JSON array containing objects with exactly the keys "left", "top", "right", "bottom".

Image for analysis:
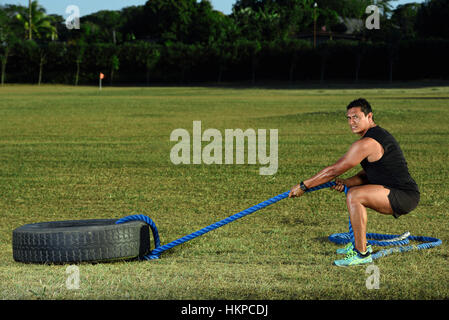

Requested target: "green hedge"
[{"left": 2, "top": 38, "right": 449, "bottom": 85}]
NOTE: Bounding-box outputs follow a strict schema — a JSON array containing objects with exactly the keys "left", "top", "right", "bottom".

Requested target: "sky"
[{"left": 0, "top": 0, "right": 426, "bottom": 17}]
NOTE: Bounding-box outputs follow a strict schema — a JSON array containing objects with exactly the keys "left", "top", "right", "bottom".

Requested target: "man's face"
[{"left": 346, "top": 107, "right": 372, "bottom": 135}]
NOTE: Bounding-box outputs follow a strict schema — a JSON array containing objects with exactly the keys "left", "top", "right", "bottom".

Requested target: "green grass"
[{"left": 0, "top": 84, "right": 448, "bottom": 300}]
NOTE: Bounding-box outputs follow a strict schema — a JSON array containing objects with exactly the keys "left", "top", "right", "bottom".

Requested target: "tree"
[
  {"left": 110, "top": 54, "right": 119, "bottom": 85},
  {"left": 390, "top": 3, "right": 420, "bottom": 39},
  {"left": 386, "top": 29, "right": 402, "bottom": 83},
  {"left": 274, "top": 38, "right": 311, "bottom": 82},
  {"left": 235, "top": 38, "right": 262, "bottom": 84},
  {"left": 73, "top": 41, "right": 86, "bottom": 86},
  {"left": 140, "top": 0, "right": 198, "bottom": 43},
  {"left": 321, "top": 0, "right": 371, "bottom": 19},
  {"left": 19, "top": 40, "right": 42, "bottom": 84},
  {"left": 15, "top": 1, "right": 57, "bottom": 40},
  {"left": 189, "top": 0, "right": 228, "bottom": 44},
  {"left": 0, "top": 6, "right": 21, "bottom": 85},
  {"left": 119, "top": 5, "right": 144, "bottom": 42},
  {"left": 275, "top": 0, "right": 315, "bottom": 36},
  {"left": 81, "top": 10, "right": 122, "bottom": 44},
  {"left": 131, "top": 42, "right": 161, "bottom": 85},
  {"left": 164, "top": 41, "right": 202, "bottom": 83},
  {"left": 25, "top": 40, "right": 65, "bottom": 85},
  {"left": 354, "top": 40, "right": 370, "bottom": 82},
  {"left": 373, "top": 0, "right": 398, "bottom": 17},
  {"left": 28, "top": 0, "right": 31, "bottom": 40},
  {"left": 207, "top": 14, "right": 240, "bottom": 82},
  {"left": 416, "top": 0, "right": 449, "bottom": 39},
  {"left": 317, "top": 42, "right": 330, "bottom": 83},
  {"left": 231, "top": 3, "right": 282, "bottom": 41},
  {"left": 37, "top": 44, "right": 45, "bottom": 85},
  {"left": 232, "top": 0, "right": 344, "bottom": 37},
  {"left": 209, "top": 40, "right": 235, "bottom": 82}
]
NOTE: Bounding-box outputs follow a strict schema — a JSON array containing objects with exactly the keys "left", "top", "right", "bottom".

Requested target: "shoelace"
[{"left": 345, "top": 249, "right": 357, "bottom": 260}]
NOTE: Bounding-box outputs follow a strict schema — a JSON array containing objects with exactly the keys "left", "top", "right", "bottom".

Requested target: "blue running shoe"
[
  {"left": 336, "top": 242, "right": 373, "bottom": 255},
  {"left": 334, "top": 248, "right": 373, "bottom": 267}
]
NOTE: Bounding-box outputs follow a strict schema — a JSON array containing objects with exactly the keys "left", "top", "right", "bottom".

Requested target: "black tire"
[{"left": 12, "top": 219, "right": 150, "bottom": 264}]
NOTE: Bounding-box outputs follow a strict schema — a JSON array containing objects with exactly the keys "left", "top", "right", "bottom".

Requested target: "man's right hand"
[{"left": 331, "top": 178, "right": 347, "bottom": 192}]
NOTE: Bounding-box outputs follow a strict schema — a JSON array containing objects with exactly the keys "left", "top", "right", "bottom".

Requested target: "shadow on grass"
[{"left": 313, "top": 236, "right": 333, "bottom": 245}]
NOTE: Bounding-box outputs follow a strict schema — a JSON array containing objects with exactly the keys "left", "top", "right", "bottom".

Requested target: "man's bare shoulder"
[{"left": 355, "top": 137, "right": 384, "bottom": 161}]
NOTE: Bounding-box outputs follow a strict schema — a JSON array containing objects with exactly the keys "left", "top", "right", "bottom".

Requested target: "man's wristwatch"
[{"left": 299, "top": 181, "right": 309, "bottom": 192}]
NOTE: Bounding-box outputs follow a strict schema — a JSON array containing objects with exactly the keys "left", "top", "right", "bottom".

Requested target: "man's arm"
[
  {"left": 343, "top": 170, "right": 368, "bottom": 187},
  {"left": 289, "top": 139, "right": 374, "bottom": 198},
  {"left": 331, "top": 170, "right": 368, "bottom": 192}
]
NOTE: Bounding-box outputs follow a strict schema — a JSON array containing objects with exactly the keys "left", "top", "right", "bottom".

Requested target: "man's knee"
[
  {"left": 346, "top": 185, "right": 393, "bottom": 214},
  {"left": 346, "top": 187, "right": 364, "bottom": 206}
]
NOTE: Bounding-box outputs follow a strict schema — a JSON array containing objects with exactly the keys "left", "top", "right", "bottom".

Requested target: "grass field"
[{"left": 0, "top": 84, "right": 448, "bottom": 300}]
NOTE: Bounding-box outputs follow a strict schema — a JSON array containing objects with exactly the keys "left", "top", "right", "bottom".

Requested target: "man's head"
[{"left": 346, "top": 98, "right": 375, "bottom": 135}]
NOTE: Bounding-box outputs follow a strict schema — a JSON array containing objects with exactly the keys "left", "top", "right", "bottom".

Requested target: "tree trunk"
[
  {"left": 75, "top": 60, "right": 80, "bottom": 86},
  {"left": 217, "top": 64, "right": 223, "bottom": 83},
  {"left": 389, "top": 59, "right": 393, "bottom": 83},
  {"left": 1, "top": 48, "right": 9, "bottom": 86},
  {"left": 180, "top": 67, "right": 185, "bottom": 84},
  {"left": 38, "top": 55, "right": 45, "bottom": 86},
  {"left": 251, "top": 57, "right": 256, "bottom": 85},
  {"left": 355, "top": 53, "right": 361, "bottom": 83},
  {"left": 320, "top": 57, "right": 326, "bottom": 83},
  {"left": 28, "top": 0, "right": 32, "bottom": 40},
  {"left": 289, "top": 59, "right": 296, "bottom": 84}
]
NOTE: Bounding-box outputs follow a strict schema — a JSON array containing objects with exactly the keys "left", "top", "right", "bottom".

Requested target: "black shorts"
[{"left": 387, "top": 187, "right": 420, "bottom": 219}]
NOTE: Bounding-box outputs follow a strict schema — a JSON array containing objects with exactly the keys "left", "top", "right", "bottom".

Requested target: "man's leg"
[{"left": 346, "top": 185, "right": 394, "bottom": 253}]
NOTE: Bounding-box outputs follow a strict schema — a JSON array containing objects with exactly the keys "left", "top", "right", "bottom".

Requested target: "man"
[{"left": 289, "top": 98, "right": 420, "bottom": 266}]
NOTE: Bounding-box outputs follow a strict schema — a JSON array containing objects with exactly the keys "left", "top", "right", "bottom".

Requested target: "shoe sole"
[{"left": 333, "top": 258, "right": 373, "bottom": 267}]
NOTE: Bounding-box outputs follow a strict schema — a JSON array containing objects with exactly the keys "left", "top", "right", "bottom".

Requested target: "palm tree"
[
  {"left": 0, "top": 5, "right": 21, "bottom": 85},
  {"left": 28, "top": 0, "right": 31, "bottom": 40},
  {"left": 15, "top": 0, "right": 57, "bottom": 40}
]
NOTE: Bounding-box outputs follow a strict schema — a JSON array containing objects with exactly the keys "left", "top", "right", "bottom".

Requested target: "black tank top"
[{"left": 360, "top": 126, "right": 419, "bottom": 193}]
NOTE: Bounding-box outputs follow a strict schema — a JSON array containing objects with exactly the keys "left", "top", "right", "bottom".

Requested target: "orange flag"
[{"left": 99, "top": 73, "right": 105, "bottom": 79}]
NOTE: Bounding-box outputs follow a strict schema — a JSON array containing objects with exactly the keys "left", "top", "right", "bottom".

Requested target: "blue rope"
[
  {"left": 116, "top": 181, "right": 442, "bottom": 261},
  {"left": 116, "top": 188, "right": 294, "bottom": 259}
]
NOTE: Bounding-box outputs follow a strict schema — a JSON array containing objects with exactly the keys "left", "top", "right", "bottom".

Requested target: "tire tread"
[{"left": 12, "top": 219, "right": 150, "bottom": 264}]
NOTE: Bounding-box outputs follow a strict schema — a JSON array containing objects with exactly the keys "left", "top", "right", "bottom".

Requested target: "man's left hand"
[{"left": 288, "top": 184, "right": 306, "bottom": 198}]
